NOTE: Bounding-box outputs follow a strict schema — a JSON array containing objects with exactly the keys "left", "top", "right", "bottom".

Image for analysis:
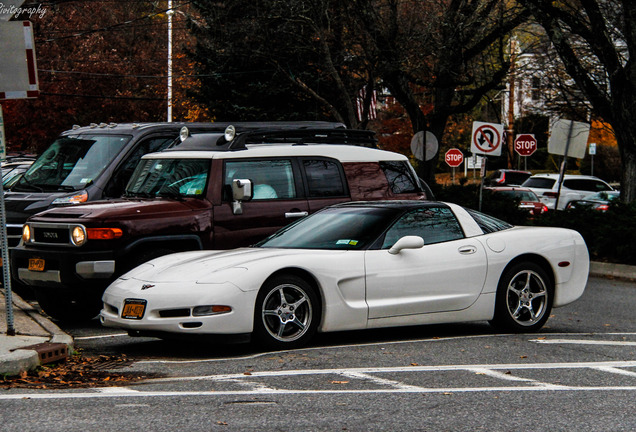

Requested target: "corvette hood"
[{"left": 122, "top": 247, "right": 341, "bottom": 285}]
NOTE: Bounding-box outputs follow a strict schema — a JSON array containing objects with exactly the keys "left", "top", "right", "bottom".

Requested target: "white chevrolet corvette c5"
[{"left": 100, "top": 201, "right": 589, "bottom": 348}]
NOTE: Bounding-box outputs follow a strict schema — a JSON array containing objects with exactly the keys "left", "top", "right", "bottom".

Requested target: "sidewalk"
[
  {"left": 0, "top": 288, "right": 73, "bottom": 376},
  {"left": 0, "top": 262, "right": 634, "bottom": 377}
]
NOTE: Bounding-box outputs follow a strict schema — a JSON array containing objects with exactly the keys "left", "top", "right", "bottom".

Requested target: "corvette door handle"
[
  {"left": 285, "top": 211, "right": 309, "bottom": 219},
  {"left": 458, "top": 245, "right": 477, "bottom": 255}
]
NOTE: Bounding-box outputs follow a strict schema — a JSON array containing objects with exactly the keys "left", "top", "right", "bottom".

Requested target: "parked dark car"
[
  {"left": 488, "top": 186, "right": 548, "bottom": 216},
  {"left": 565, "top": 191, "right": 620, "bottom": 212}
]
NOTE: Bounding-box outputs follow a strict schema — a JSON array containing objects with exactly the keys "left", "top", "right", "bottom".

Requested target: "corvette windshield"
[
  {"left": 258, "top": 207, "right": 399, "bottom": 250},
  {"left": 125, "top": 158, "right": 210, "bottom": 198},
  {"left": 13, "top": 135, "right": 131, "bottom": 191}
]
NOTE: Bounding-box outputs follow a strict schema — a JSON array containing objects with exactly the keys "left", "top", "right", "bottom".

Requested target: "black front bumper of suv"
[{"left": 11, "top": 246, "right": 118, "bottom": 291}]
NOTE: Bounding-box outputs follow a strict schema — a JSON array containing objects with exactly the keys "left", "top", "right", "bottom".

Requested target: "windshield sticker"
[
  {"left": 80, "top": 178, "right": 92, "bottom": 184},
  {"left": 336, "top": 239, "right": 359, "bottom": 246}
]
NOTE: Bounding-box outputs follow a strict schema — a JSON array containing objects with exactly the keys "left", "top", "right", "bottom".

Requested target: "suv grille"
[
  {"left": 26, "top": 222, "right": 80, "bottom": 247},
  {"left": 33, "top": 227, "right": 70, "bottom": 244}
]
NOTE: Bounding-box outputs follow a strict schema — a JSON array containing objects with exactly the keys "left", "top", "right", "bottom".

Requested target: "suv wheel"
[{"left": 34, "top": 288, "right": 102, "bottom": 322}]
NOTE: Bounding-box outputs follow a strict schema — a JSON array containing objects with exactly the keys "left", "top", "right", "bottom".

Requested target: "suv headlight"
[
  {"left": 22, "top": 224, "right": 32, "bottom": 243},
  {"left": 71, "top": 225, "right": 87, "bottom": 246}
]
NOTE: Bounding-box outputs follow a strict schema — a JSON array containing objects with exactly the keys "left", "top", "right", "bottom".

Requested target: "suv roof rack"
[
  {"left": 227, "top": 128, "right": 377, "bottom": 149},
  {"left": 170, "top": 127, "right": 377, "bottom": 152}
]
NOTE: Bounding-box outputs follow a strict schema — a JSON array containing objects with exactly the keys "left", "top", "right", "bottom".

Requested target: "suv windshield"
[
  {"left": 126, "top": 158, "right": 210, "bottom": 198},
  {"left": 13, "top": 135, "right": 131, "bottom": 192}
]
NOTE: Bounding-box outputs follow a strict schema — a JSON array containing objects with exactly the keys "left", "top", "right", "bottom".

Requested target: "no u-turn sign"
[{"left": 471, "top": 121, "right": 504, "bottom": 156}]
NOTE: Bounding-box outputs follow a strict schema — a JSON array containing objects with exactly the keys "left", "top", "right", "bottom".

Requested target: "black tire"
[
  {"left": 253, "top": 274, "right": 320, "bottom": 349},
  {"left": 489, "top": 261, "right": 553, "bottom": 332},
  {"left": 34, "top": 288, "right": 102, "bottom": 322}
]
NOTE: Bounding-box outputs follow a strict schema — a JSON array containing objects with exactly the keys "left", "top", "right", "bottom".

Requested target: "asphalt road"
[{"left": 3, "top": 276, "right": 636, "bottom": 431}]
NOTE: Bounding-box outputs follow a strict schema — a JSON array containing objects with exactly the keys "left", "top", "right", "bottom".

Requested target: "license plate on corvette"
[
  {"left": 28, "top": 258, "right": 45, "bottom": 272},
  {"left": 122, "top": 299, "right": 147, "bottom": 320}
]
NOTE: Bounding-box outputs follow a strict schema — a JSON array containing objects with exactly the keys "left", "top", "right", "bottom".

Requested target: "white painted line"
[
  {"left": 75, "top": 333, "right": 129, "bottom": 341},
  {"left": 466, "top": 368, "right": 536, "bottom": 382},
  {"left": 592, "top": 366, "right": 636, "bottom": 378},
  {"left": 5, "top": 385, "right": 636, "bottom": 401},
  {"left": 340, "top": 371, "right": 425, "bottom": 391},
  {"left": 96, "top": 386, "right": 140, "bottom": 394},
  {"left": 143, "top": 360, "right": 636, "bottom": 383},
  {"left": 531, "top": 339, "right": 636, "bottom": 347}
]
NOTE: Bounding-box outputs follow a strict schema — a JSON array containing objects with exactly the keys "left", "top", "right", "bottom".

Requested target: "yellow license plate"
[
  {"left": 122, "top": 299, "right": 147, "bottom": 320},
  {"left": 28, "top": 258, "right": 45, "bottom": 272}
]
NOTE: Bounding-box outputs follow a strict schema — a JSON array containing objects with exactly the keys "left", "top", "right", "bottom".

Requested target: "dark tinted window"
[
  {"left": 465, "top": 208, "right": 513, "bottom": 234},
  {"left": 522, "top": 178, "right": 555, "bottom": 189},
  {"left": 258, "top": 207, "right": 398, "bottom": 250},
  {"left": 15, "top": 135, "right": 131, "bottom": 191},
  {"left": 105, "top": 136, "right": 174, "bottom": 197},
  {"left": 303, "top": 159, "right": 346, "bottom": 197},
  {"left": 563, "top": 179, "right": 612, "bottom": 192},
  {"left": 380, "top": 161, "right": 419, "bottom": 194},
  {"left": 381, "top": 207, "right": 464, "bottom": 248}
]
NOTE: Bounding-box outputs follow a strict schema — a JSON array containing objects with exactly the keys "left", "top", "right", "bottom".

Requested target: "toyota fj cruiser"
[{"left": 12, "top": 125, "right": 430, "bottom": 321}]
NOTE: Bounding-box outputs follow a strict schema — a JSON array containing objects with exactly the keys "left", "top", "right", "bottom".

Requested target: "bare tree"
[
  {"left": 350, "top": 0, "right": 529, "bottom": 183},
  {"left": 525, "top": 0, "right": 636, "bottom": 202}
]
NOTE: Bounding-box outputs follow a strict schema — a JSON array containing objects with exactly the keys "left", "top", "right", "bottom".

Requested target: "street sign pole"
[{"left": 0, "top": 104, "right": 14, "bottom": 335}]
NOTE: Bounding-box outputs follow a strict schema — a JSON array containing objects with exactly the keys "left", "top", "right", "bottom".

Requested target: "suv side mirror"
[{"left": 231, "top": 179, "right": 253, "bottom": 214}]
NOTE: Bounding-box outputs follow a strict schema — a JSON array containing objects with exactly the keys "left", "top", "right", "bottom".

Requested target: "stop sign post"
[{"left": 445, "top": 148, "right": 463, "bottom": 183}]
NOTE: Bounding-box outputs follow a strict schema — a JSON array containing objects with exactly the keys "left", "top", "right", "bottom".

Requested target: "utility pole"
[
  {"left": 167, "top": 0, "right": 174, "bottom": 122},
  {"left": 506, "top": 39, "right": 517, "bottom": 169}
]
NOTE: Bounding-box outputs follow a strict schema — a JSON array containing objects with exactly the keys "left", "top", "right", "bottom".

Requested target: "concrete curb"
[{"left": 589, "top": 261, "right": 636, "bottom": 282}]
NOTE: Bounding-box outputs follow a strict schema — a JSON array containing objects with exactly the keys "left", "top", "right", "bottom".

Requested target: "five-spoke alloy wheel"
[
  {"left": 490, "top": 262, "right": 553, "bottom": 332},
  {"left": 253, "top": 274, "right": 320, "bottom": 349}
]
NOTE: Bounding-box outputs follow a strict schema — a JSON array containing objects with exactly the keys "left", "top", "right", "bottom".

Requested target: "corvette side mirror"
[{"left": 388, "top": 236, "right": 424, "bottom": 255}]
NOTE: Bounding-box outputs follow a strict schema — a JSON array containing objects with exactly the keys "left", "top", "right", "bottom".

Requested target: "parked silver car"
[{"left": 521, "top": 174, "right": 615, "bottom": 210}]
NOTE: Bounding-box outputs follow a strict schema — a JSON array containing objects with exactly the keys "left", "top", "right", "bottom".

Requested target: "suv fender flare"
[{"left": 122, "top": 234, "right": 204, "bottom": 256}]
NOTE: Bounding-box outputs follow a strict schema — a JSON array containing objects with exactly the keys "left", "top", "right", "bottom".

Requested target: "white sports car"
[{"left": 100, "top": 201, "right": 589, "bottom": 348}]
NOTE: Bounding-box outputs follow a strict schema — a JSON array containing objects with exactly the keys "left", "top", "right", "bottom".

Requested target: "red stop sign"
[
  {"left": 445, "top": 148, "right": 464, "bottom": 167},
  {"left": 514, "top": 134, "right": 537, "bottom": 156}
]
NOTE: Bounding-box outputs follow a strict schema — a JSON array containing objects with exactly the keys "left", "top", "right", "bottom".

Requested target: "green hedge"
[{"left": 433, "top": 184, "right": 636, "bottom": 265}]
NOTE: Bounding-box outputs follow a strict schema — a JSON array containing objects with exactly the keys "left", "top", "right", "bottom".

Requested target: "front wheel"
[
  {"left": 34, "top": 288, "right": 103, "bottom": 322},
  {"left": 253, "top": 274, "right": 320, "bottom": 349},
  {"left": 489, "top": 262, "right": 553, "bottom": 332}
]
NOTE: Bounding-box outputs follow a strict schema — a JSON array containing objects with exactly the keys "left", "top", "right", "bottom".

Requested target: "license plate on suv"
[
  {"left": 121, "top": 299, "right": 147, "bottom": 320},
  {"left": 28, "top": 258, "right": 45, "bottom": 272}
]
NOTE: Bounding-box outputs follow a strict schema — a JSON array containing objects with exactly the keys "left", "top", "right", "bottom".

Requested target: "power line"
[
  {"left": 41, "top": 92, "right": 165, "bottom": 100},
  {"left": 40, "top": 1, "right": 194, "bottom": 42}
]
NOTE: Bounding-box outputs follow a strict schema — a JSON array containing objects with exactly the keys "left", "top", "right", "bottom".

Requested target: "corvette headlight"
[{"left": 71, "top": 225, "right": 87, "bottom": 246}]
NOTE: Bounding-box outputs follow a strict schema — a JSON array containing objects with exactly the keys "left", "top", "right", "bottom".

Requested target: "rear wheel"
[
  {"left": 253, "top": 274, "right": 320, "bottom": 349},
  {"left": 489, "top": 262, "right": 553, "bottom": 332}
]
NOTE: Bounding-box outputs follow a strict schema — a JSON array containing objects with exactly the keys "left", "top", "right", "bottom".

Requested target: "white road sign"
[
  {"left": 471, "top": 121, "right": 504, "bottom": 156},
  {"left": 548, "top": 119, "right": 590, "bottom": 159}
]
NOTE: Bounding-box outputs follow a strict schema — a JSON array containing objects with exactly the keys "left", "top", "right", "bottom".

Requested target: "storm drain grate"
[{"left": 23, "top": 342, "right": 69, "bottom": 365}]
